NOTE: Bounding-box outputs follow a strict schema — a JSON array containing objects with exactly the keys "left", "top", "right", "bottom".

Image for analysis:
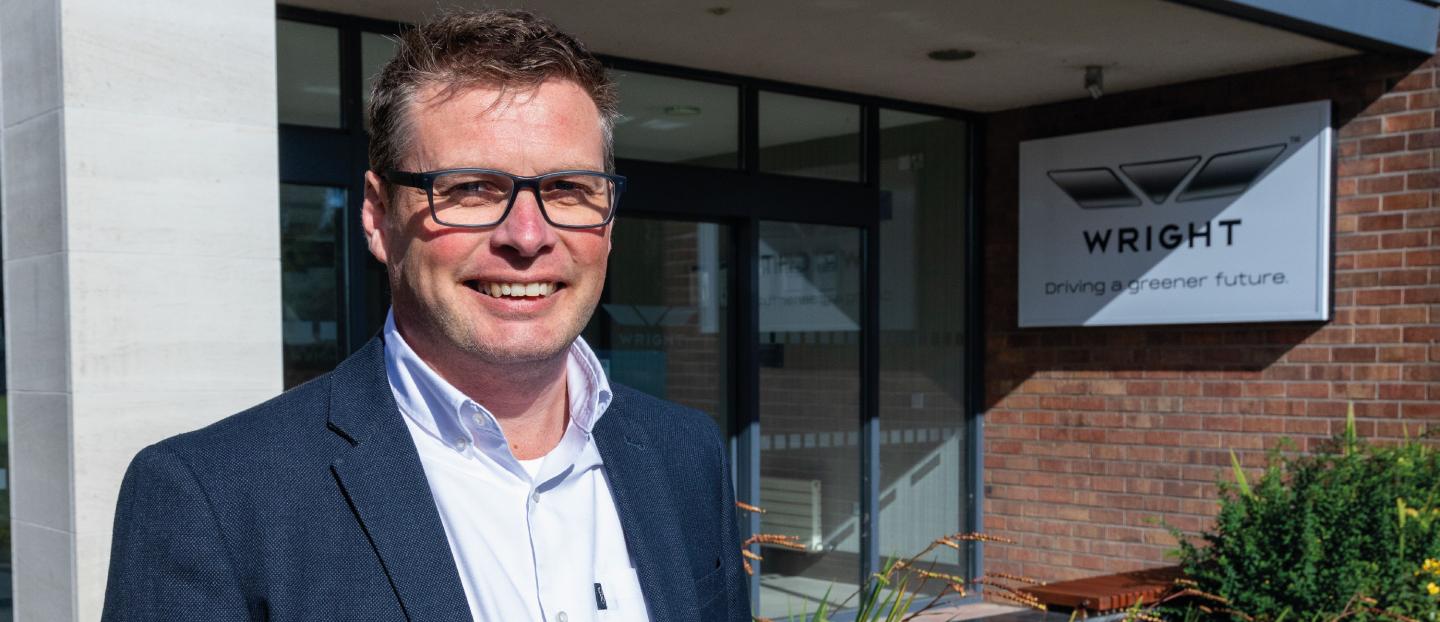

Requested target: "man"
[{"left": 102, "top": 9, "right": 748, "bottom": 622}]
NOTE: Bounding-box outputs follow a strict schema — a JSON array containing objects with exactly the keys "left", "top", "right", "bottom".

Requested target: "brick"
[
  {"left": 1382, "top": 230, "right": 1428, "bottom": 247},
  {"left": 1355, "top": 365, "right": 1403, "bottom": 381},
  {"left": 1363, "top": 136, "right": 1408, "bottom": 155},
  {"left": 1338, "top": 196, "right": 1382, "bottom": 214},
  {"left": 1407, "top": 210, "right": 1440, "bottom": 226},
  {"left": 1384, "top": 111, "right": 1433, "bottom": 132},
  {"left": 1393, "top": 70, "right": 1434, "bottom": 91},
  {"left": 1338, "top": 157, "right": 1382, "bottom": 176},
  {"left": 1383, "top": 192, "right": 1431, "bottom": 211},
  {"left": 1379, "top": 383, "right": 1428, "bottom": 399},
  {"left": 1287, "top": 383, "right": 1329, "bottom": 398},
  {"left": 1379, "top": 268, "right": 1430, "bottom": 286},
  {"left": 1379, "top": 306, "right": 1428, "bottom": 323},
  {"left": 1360, "top": 174, "right": 1407, "bottom": 194},
  {"left": 1362, "top": 95, "right": 1410, "bottom": 117},
  {"left": 1410, "top": 90, "right": 1440, "bottom": 109},
  {"left": 1335, "top": 346, "right": 1380, "bottom": 362},
  {"left": 1339, "top": 117, "right": 1383, "bottom": 138},
  {"left": 1405, "top": 287, "right": 1440, "bottom": 303},
  {"left": 1337, "top": 234, "right": 1380, "bottom": 252},
  {"left": 1354, "top": 251, "right": 1408, "bottom": 269},
  {"left": 1409, "top": 171, "right": 1440, "bottom": 190},
  {"left": 1385, "top": 152, "right": 1434, "bottom": 172},
  {"left": 1404, "top": 363, "right": 1440, "bottom": 381},
  {"left": 1404, "top": 326, "right": 1440, "bottom": 342},
  {"left": 1358, "top": 213, "right": 1405, "bottom": 230}
]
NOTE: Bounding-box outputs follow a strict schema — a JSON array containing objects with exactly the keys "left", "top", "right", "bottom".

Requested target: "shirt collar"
[{"left": 381, "top": 309, "right": 613, "bottom": 455}]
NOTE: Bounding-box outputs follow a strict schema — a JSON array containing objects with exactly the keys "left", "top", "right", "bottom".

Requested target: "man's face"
[{"left": 362, "top": 79, "right": 612, "bottom": 369}]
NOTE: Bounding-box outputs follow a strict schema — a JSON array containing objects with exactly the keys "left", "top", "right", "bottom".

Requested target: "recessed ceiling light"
[
  {"left": 665, "top": 105, "right": 702, "bottom": 116},
  {"left": 927, "top": 49, "right": 976, "bottom": 62}
]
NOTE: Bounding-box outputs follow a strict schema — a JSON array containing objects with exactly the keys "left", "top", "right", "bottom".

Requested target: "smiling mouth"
[{"left": 465, "top": 280, "right": 562, "bottom": 298}]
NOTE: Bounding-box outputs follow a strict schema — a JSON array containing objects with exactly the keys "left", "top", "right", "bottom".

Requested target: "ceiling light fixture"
[
  {"left": 665, "top": 105, "right": 702, "bottom": 116},
  {"left": 927, "top": 48, "right": 976, "bottom": 62},
  {"left": 707, "top": 7, "right": 730, "bottom": 16},
  {"left": 1085, "top": 65, "right": 1104, "bottom": 100}
]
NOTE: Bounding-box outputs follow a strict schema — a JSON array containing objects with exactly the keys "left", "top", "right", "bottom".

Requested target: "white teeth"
[{"left": 477, "top": 281, "right": 558, "bottom": 298}]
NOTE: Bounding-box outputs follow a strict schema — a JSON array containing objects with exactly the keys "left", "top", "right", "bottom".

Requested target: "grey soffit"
[
  {"left": 1168, "top": 0, "right": 1440, "bottom": 56},
  {"left": 283, "top": 0, "right": 1360, "bottom": 112}
]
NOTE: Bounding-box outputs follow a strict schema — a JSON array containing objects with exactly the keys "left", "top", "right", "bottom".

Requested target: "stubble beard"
[{"left": 388, "top": 263, "right": 602, "bottom": 371}]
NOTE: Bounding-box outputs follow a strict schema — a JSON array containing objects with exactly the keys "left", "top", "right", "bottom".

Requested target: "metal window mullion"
[
  {"left": 858, "top": 104, "right": 882, "bottom": 588},
  {"left": 735, "top": 216, "right": 762, "bottom": 609},
  {"left": 964, "top": 118, "right": 986, "bottom": 582}
]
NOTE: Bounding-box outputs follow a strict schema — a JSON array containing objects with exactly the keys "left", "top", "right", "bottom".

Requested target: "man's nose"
[{"left": 489, "top": 188, "right": 558, "bottom": 256}]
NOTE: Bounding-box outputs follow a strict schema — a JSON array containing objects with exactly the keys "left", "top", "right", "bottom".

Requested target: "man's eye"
[{"left": 455, "top": 182, "right": 498, "bottom": 192}]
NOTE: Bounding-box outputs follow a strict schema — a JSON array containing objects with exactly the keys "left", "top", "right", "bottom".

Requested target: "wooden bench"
[
  {"left": 1019, "top": 565, "right": 1183, "bottom": 614},
  {"left": 758, "top": 477, "right": 824, "bottom": 552}
]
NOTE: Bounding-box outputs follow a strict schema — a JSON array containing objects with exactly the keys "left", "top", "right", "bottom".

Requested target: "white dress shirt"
[{"left": 383, "top": 312, "right": 650, "bottom": 622}]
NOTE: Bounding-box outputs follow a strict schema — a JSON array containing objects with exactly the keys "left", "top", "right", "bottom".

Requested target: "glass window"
[
  {"left": 361, "top": 32, "right": 397, "bottom": 124},
  {"left": 756, "top": 221, "right": 863, "bottom": 618},
  {"left": 758, "top": 92, "right": 861, "bottom": 182},
  {"left": 584, "top": 218, "right": 731, "bottom": 432},
  {"left": 876, "top": 109, "right": 970, "bottom": 590},
  {"left": 277, "top": 20, "right": 341, "bottom": 128},
  {"left": 280, "top": 184, "right": 346, "bottom": 388},
  {"left": 612, "top": 71, "right": 739, "bottom": 169}
]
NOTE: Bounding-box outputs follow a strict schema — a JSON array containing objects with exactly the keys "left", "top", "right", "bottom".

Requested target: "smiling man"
[{"left": 101, "top": 10, "right": 749, "bottom": 622}]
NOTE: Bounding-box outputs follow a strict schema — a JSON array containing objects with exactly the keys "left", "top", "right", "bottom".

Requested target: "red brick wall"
[{"left": 982, "top": 50, "right": 1440, "bottom": 581}]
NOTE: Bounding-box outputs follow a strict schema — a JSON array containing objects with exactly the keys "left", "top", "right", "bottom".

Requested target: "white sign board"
[{"left": 1018, "top": 101, "right": 1332, "bottom": 327}]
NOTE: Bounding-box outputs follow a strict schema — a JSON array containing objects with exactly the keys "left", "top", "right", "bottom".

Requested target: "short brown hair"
[{"left": 365, "top": 9, "right": 619, "bottom": 179}]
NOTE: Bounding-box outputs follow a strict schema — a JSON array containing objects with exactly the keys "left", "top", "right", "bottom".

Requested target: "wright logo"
[
  {"left": 1045, "top": 143, "right": 1286, "bottom": 209},
  {"left": 1044, "top": 143, "right": 1286, "bottom": 254}
]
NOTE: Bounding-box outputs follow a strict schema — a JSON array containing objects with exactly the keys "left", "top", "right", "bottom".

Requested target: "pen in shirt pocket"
[{"left": 594, "top": 583, "right": 608, "bottom": 610}]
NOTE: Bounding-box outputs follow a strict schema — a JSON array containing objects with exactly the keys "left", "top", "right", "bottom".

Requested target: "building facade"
[{"left": 2, "top": 0, "right": 1439, "bottom": 620}]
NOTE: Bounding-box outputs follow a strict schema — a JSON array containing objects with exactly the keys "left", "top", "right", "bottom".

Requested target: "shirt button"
[
  {"left": 556, "top": 612, "right": 568, "bottom": 622},
  {"left": 471, "top": 412, "right": 487, "bottom": 428},
  {"left": 531, "top": 491, "right": 541, "bottom": 504},
  {"left": 452, "top": 436, "right": 470, "bottom": 452}
]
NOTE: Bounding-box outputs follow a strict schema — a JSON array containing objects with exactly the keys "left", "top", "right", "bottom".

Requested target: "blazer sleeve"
[
  {"left": 101, "top": 444, "right": 252, "bottom": 622},
  {"left": 714, "top": 430, "right": 752, "bottom": 622}
]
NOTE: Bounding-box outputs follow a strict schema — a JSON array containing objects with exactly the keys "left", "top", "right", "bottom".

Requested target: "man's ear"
[{"left": 361, "top": 170, "right": 391, "bottom": 265}]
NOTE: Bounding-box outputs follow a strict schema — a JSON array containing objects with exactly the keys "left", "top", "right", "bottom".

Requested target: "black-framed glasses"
[{"left": 384, "top": 168, "right": 626, "bottom": 229}]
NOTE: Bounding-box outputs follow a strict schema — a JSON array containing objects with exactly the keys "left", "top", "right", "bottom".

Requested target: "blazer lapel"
[
  {"left": 327, "top": 338, "right": 471, "bottom": 621},
  {"left": 594, "top": 393, "right": 701, "bottom": 622}
]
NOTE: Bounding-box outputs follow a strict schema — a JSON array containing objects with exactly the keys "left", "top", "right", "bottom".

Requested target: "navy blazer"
[{"left": 101, "top": 337, "right": 750, "bottom": 621}]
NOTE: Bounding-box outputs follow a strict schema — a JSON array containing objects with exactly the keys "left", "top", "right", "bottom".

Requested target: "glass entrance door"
[{"left": 755, "top": 221, "right": 863, "bottom": 617}]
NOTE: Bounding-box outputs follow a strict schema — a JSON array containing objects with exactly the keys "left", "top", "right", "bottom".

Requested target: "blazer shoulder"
[{"left": 145, "top": 371, "right": 341, "bottom": 473}]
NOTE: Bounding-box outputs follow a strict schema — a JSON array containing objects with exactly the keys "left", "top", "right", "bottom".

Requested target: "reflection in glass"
[
  {"left": 759, "top": 92, "right": 861, "bottom": 182},
  {"left": 877, "top": 110, "right": 969, "bottom": 595},
  {"left": 281, "top": 184, "right": 346, "bottom": 388},
  {"left": 277, "top": 20, "right": 342, "bottom": 128},
  {"left": 361, "top": 32, "right": 397, "bottom": 122},
  {"left": 584, "top": 219, "right": 731, "bottom": 431},
  {"left": 612, "top": 71, "right": 739, "bottom": 168},
  {"left": 756, "top": 221, "right": 861, "bottom": 619}
]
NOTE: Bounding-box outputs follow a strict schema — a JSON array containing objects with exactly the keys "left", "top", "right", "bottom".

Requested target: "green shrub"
[{"left": 1173, "top": 410, "right": 1440, "bottom": 621}]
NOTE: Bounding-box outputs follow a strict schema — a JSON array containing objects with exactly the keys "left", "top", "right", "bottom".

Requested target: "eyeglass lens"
[{"left": 430, "top": 171, "right": 615, "bottom": 227}]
